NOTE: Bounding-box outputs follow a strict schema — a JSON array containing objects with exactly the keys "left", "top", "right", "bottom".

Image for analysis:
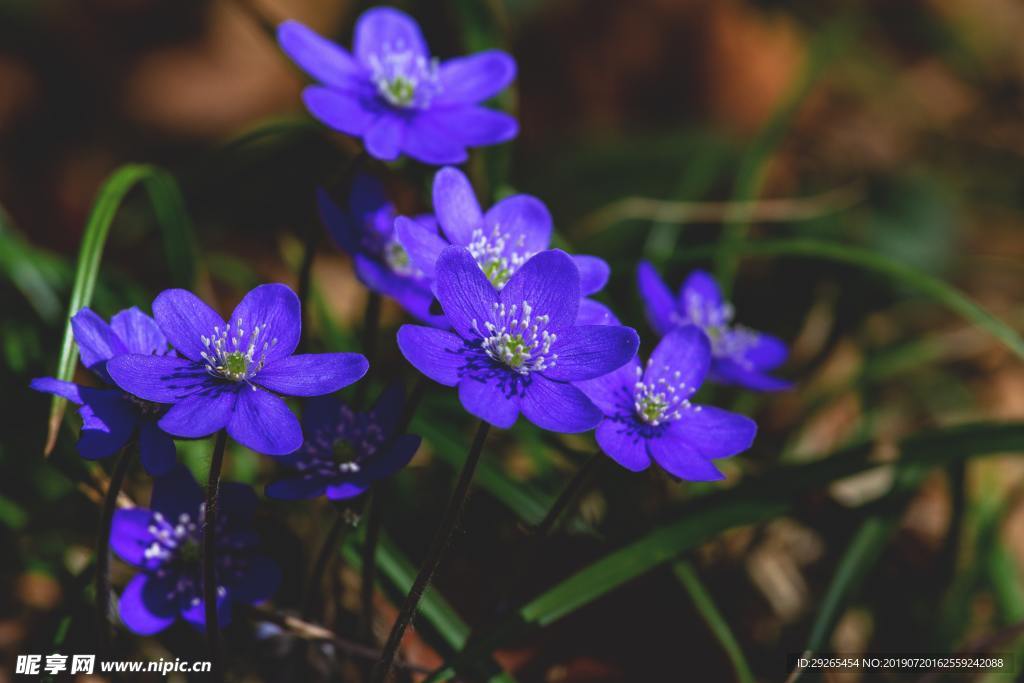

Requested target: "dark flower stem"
[
  {"left": 354, "top": 291, "right": 382, "bottom": 407},
  {"left": 371, "top": 420, "right": 491, "bottom": 683},
  {"left": 301, "top": 508, "right": 349, "bottom": 620},
  {"left": 533, "top": 451, "right": 601, "bottom": 538},
  {"left": 95, "top": 442, "right": 134, "bottom": 653},
  {"left": 202, "top": 430, "right": 229, "bottom": 679}
]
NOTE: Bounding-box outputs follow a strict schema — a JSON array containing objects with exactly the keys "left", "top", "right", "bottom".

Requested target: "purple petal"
[
  {"left": 636, "top": 261, "right": 678, "bottom": 336},
  {"left": 229, "top": 284, "right": 302, "bottom": 364},
  {"left": 76, "top": 388, "right": 138, "bottom": 460},
  {"left": 711, "top": 359, "right": 792, "bottom": 392},
  {"left": 107, "top": 355, "right": 209, "bottom": 403},
  {"left": 575, "top": 356, "right": 641, "bottom": 416},
  {"left": 256, "top": 352, "right": 368, "bottom": 397},
  {"left": 30, "top": 377, "right": 83, "bottom": 404},
  {"left": 364, "top": 433, "right": 420, "bottom": 480},
  {"left": 302, "top": 86, "right": 377, "bottom": 136},
  {"left": 158, "top": 386, "right": 237, "bottom": 439},
  {"left": 318, "top": 187, "right": 359, "bottom": 254},
  {"left": 71, "top": 308, "right": 127, "bottom": 371},
  {"left": 644, "top": 326, "right": 711, "bottom": 391},
  {"left": 395, "top": 215, "right": 448, "bottom": 278},
  {"left": 730, "top": 330, "right": 789, "bottom": 371},
  {"left": 152, "top": 289, "right": 226, "bottom": 362},
  {"left": 573, "top": 256, "right": 610, "bottom": 295},
  {"left": 354, "top": 256, "right": 448, "bottom": 327},
  {"left": 647, "top": 432, "right": 725, "bottom": 482},
  {"left": 181, "top": 590, "right": 231, "bottom": 631},
  {"left": 353, "top": 6, "right": 428, "bottom": 66},
  {"left": 434, "top": 50, "right": 516, "bottom": 105},
  {"left": 520, "top": 375, "right": 602, "bottom": 433},
  {"left": 150, "top": 465, "right": 203, "bottom": 522},
  {"left": 119, "top": 574, "right": 178, "bottom": 635},
  {"left": 672, "top": 406, "right": 756, "bottom": 460},
  {"left": 434, "top": 246, "right": 500, "bottom": 339},
  {"left": 429, "top": 105, "right": 518, "bottom": 148},
  {"left": 326, "top": 480, "right": 370, "bottom": 500},
  {"left": 500, "top": 250, "right": 580, "bottom": 332},
  {"left": 370, "top": 383, "right": 406, "bottom": 436},
  {"left": 401, "top": 114, "right": 469, "bottom": 165},
  {"left": 227, "top": 388, "right": 302, "bottom": 455},
  {"left": 432, "top": 167, "right": 483, "bottom": 246},
  {"left": 228, "top": 555, "right": 281, "bottom": 604},
  {"left": 483, "top": 195, "right": 552, "bottom": 255},
  {"left": 266, "top": 475, "right": 327, "bottom": 501},
  {"left": 595, "top": 419, "right": 651, "bottom": 472},
  {"left": 277, "top": 20, "right": 365, "bottom": 90},
  {"left": 679, "top": 269, "right": 726, "bottom": 327},
  {"left": 458, "top": 374, "right": 520, "bottom": 429},
  {"left": 396, "top": 325, "right": 466, "bottom": 386},
  {"left": 576, "top": 298, "right": 620, "bottom": 326},
  {"left": 544, "top": 325, "right": 638, "bottom": 382},
  {"left": 364, "top": 114, "right": 404, "bottom": 161},
  {"left": 110, "top": 307, "right": 168, "bottom": 357},
  {"left": 138, "top": 420, "right": 177, "bottom": 476},
  {"left": 110, "top": 508, "right": 155, "bottom": 567}
]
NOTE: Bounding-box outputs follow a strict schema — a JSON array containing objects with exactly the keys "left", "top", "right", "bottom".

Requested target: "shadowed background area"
[{"left": 2, "top": 0, "right": 1024, "bottom": 681}]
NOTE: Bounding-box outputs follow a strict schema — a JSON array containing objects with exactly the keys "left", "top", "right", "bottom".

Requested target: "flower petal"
[
  {"left": 679, "top": 269, "right": 726, "bottom": 327},
  {"left": 302, "top": 86, "right": 378, "bottom": 136},
  {"left": 318, "top": 187, "right": 359, "bottom": 254},
  {"left": 76, "top": 388, "right": 138, "bottom": 460},
  {"left": 364, "top": 114, "right": 404, "bottom": 161},
  {"left": 30, "top": 377, "right": 83, "bottom": 404},
  {"left": 644, "top": 326, "right": 711, "bottom": 391},
  {"left": 266, "top": 475, "right": 327, "bottom": 501},
  {"left": 483, "top": 195, "right": 552, "bottom": 255},
  {"left": 432, "top": 167, "right": 482, "bottom": 246},
  {"left": 520, "top": 375, "right": 601, "bottom": 433},
  {"left": 157, "top": 385, "right": 237, "bottom": 439},
  {"left": 256, "top": 352, "right": 368, "bottom": 397},
  {"left": 544, "top": 324, "right": 638, "bottom": 382},
  {"left": 396, "top": 325, "right": 466, "bottom": 386},
  {"left": 277, "top": 20, "right": 365, "bottom": 90},
  {"left": 370, "top": 383, "right": 406, "bottom": 437},
  {"left": 138, "top": 420, "right": 177, "bottom": 476},
  {"left": 354, "top": 6, "right": 428, "bottom": 66},
  {"left": 181, "top": 590, "right": 231, "bottom": 631},
  {"left": 576, "top": 298, "right": 619, "bottom": 326},
  {"left": 429, "top": 105, "right": 518, "bottom": 148},
  {"left": 401, "top": 114, "right": 469, "bottom": 165},
  {"left": 364, "top": 433, "right": 420, "bottom": 480},
  {"left": 636, "top": 261, "right": 678, "bottom": 336},
  {"left": 647, "top": 432, "right": 725, "bottom": 482},
  {"left": 574, "top": 354, "right": 641, "bottom": 417},
  {"left": 396, "top": 215, "right": 447, "bottom": 278},
  {"left": 229, "top": 284, "right": 302, "bottom": 363},
  {"left": 107, "top": 355, "right": 210, "bottom": 403},
  {"left": 326, "top": 480, "right": 370, "bottom": 500},
  {"left": 150, "top": 465, "right": 203, "bottom": 522},
  {"left": 710, "top": 359, "right": 792, "bottom": 392},
  {"left": 110, "top": 508, "right": 155, "bottom": 567},
  {"left": 110, "top": 307, "right": 168, "bottom": 356},
  {"left": 595, "top": 419, "right": 651, "bottom": 472},
  {"left": 573, "top": 255, "right": 610, "bottom": 295},
  {"left": 119, "top": 573, "right": 178, "bottom": 636},
  {"left": 71, "top": 308, "right": 127, "bottom": 372},
  {"left": 152, "top": 289, "right": 226, "bottom": 362},
  {"left": 227, "top": 388, "right": 302, "bottom": 456},
  {"left": 434, "top": 50, "right": 516, "bottom": 105},
  {"left": 458, "top": 373, "right": 520, "bottom": 428},
  {"left": 435, "top": 246, "right": 500, "bottom": 339},
  {"left": 228, "top": 555, "right": 281, "bottom": 604},
  {"left": 672, "top": 406, "right": 756, "bottom": 460},
  {"left": 500, "top": 250, "right": 580, "bottom": 332},
  {"left": 729, "top": 330, "right": 789, "bottom": 371}
]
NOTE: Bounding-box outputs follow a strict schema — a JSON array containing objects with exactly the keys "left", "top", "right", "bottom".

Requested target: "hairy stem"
[
  {"left": 95, "top": 443, "right": 133, "bottom": 652},
  {"left": 202, "top": 430, "right": 229, "bottom": 679}
]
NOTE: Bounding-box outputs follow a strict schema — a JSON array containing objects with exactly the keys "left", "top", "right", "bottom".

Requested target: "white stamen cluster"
[
  {"left": 200, "top": 318, "right": 278, "bottom": 383},
  {"left": 467, "top": 224, "right": 534, "bottom": 289},
  {"left": 677, "top": 294, "right": 762, "bottom": 366},
  {"left": 474, "top": 301, "right": 557, "bottom": 375},
  {"left": 369, "top": 45, "right": 441, "bottom": 109},
  {"left": 633, "top": 362, "right": 698, "bottom": 426},
  {"left": 383, "top": 237, "right": 419, "bottom": 277},
  {"left": 295, "top": 405, "right": 386, "bottom": 478}
]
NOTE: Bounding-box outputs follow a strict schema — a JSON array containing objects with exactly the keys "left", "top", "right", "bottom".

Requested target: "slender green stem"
[
  {"left": 302, "top": 508, "right": 349, "bottom": 620},
  {"left": 95, "top": 443, "right": 133, "bottom": 652},
  {"left": 371, "top": 421, "right": 491, "bottom": 683},
  {"left": 202, "top": 430, "right": 229, "bottom": 680}
]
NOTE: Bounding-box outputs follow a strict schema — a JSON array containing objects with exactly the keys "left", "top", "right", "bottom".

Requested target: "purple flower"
[
  {"left": 397, "top": 246, "right": 639, "bottom": 432},
  {"left": 637, "top": 262, "right": 791, "bottom": 391},
  {"left": 278, "top": 8, "right": 517, "bottom": 165},
  {"left": 577, "top": 327, "right": 757, "bottom": 481},
  {"left": 266, "top": 385, "right": 420, "bottom": 501},
  {"left": 111, "top": 466, "right": 280, "bottom": 634},
  {"left": 106, "top": 284, "right": 369, "bottom": 456},
  {"left": 396, "top": 166, "right": 617, "bottom": 325},
  {"left": 318, "top": 175, "right": 446, "bottom": 327},
  {"left": 30, "top": 307, "right": 178, "bottom": 475}
]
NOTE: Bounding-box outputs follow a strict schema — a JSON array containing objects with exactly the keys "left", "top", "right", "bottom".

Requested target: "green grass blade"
[
  {"left": 673, "top": 238, "right": 1024, "bottom": 361},
  {"left": 0, "top": 203, "right": 64, "bottom": 323},
  {"left": 673, "top": 560, "right": 756, "bottom": 683},
  {"left": 44, "top": 164, "right": 198, "bottom": 455}
]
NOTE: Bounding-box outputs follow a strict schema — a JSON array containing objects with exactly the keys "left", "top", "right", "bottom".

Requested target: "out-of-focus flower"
[
  {"left": 397, "top": 247, "right": 638, "bottom": 432},
  {"left": 107, "top": 284, "right": 368, "bottom": 456},
  {"left": 577, "top": 327, "right": 757, "bottom": 481},
  {"left": 318, "top": 175, "right": 447, "bottom": 327},
  {"left": 396, "top": 166, "right": 617, "bottom": 324},
  {"left": 30, "top": 307, "right": 178, "bottom": 475},
  {"left": 266, "top": 385, "right": 420, "bottom": 501},
  {"left": 111, "top": 467, "right": 280, "bottom": 634},
  {"left": 637, "top": 262, "right": 791, "bottom": 390},
  {"left": 278, "top": 8, "right": 517, "bottom": 164}
]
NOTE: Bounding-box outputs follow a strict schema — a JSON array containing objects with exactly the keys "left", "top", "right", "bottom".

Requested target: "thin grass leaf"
[
  {"left": 0, "top": 203, "right": 64, "bottom": 322},
  {"left": 44, "top": 164, "right": 198, "bottom": 455}
]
